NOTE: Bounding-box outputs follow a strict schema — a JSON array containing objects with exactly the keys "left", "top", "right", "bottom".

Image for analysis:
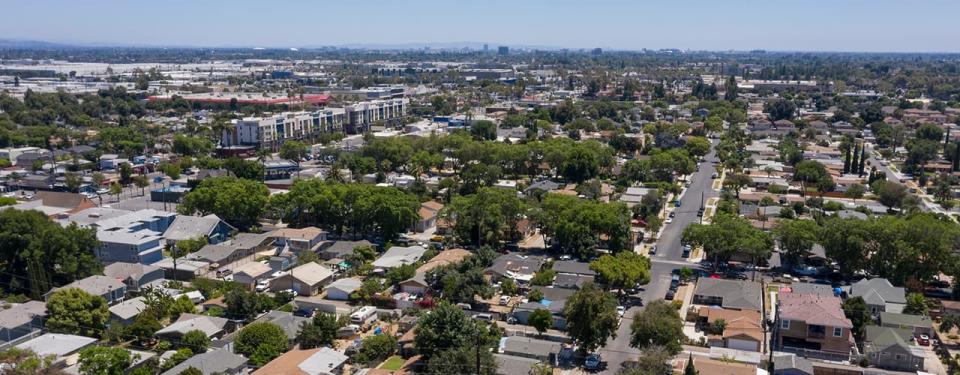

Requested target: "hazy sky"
[{"left": 3, "top": 0, "right": 959, "bottom": 52}]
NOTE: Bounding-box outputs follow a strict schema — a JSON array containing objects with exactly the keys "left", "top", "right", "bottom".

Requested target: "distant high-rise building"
[
  {"left": 483, "top": 44, "right": 489, "bottom": 52},
  {"left": 498, "top": 46, "right": 509, "bottom": 55},
  {"left": 592, "top": 48, "right": 603, "bottom": 55}
]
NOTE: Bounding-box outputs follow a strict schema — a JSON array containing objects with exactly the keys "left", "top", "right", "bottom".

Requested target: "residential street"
[{"left": 599, "top": 141, "right": 720, "bottom": 373}]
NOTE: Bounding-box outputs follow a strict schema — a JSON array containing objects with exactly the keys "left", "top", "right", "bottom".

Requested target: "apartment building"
[
  {"left": 344, "top": 98, "right": 408, "bottom": 133},
  {"left": 221, "top": 108, "right": 346, "bottom": 149}
]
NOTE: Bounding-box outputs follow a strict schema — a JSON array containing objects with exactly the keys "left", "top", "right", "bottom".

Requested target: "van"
[
  {"left": 337, "top": 324, "right": 360, "bottom": 338},
  {"left": 473, "top": 313, "right": 494, "bottom": 322},
  {"left": 350, "top": 306, "right": 378, "bottom": 325}
]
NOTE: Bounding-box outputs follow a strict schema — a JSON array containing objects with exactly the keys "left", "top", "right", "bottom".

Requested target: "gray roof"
[
  {"left": 190, "top": 244, "right": 238, "bottom": 264},
  {"left": 525, "top": 180, "right": 560, "bottom": 193},
  {"left": 880, "top": 312, "right": 932, "bottom": 329},
  {"left": 494, "top": 354, "right": 541, "bottom": 375},
  {"left": 694, "top": 278, "right": 763, "bottom": 310},
  {"left": 160, "top": 348, "right": 247, "bottom": 375},
  {"left": 372, "top": 245, "right": 427, "bottom": 269},
  {"left": 103, "top": 262, "right": 161, "bottom": 282},
  {"left": 16, "top": 333, "right": 96, "bottom": 357},
  {"left": 286, "top": 262, "right": 334, "bottom": 286},
  {"left": 864, "top": 326, "right": 924, "bottom": 357},
  {"left": 64, "top": 207, "right": 132, "bottom": 227},
  {"left": 230, "top": 232, "right": 271, "bottom": 250},
  {"left": 0, "top": 301, "right": 46, "bottom": 330},
  {"left": 255, "top": 310, "right": 310, "bottom": 340},
  {"left": 325, "top": 278, "right": 363, "bottom": 294},
  {"left": 551, "top": 261, "right": 596, "bottom": 276},
  {"left": 322, "top": 240, "right": 374, "bottom": 258},
  {"left": 486, "top": 254, "right": 545, "bottom": 278},
  {"left": 772, "top": 353, "right": 813, "bottom": 375},
  {"left": 164, "top": 214, "right": 231, "bottom": 242},
  {"left": 109, "top": 296, "right": 147, "bottom": 321},
  {"left": 553, "top": 273, "right": 592, "bottom": 289},
  {"left": 501, "top": 336, "right": 561, "bottom": 358},
  {"left": 850, "top": 278, "right": 907, "bottom": 306},
  {"left": 53, "top": 275, "right": 125, "bottom": 297},
  {"left": 156, "top": 313, "right": 228, "bottom": 338},
  {"left": 298, "top": 347, "right": 349, "bottom": 374}
]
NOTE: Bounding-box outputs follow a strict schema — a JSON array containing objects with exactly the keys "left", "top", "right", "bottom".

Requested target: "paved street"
[{"left": 599, "top": 141, "right": 720, "bottom": 373}]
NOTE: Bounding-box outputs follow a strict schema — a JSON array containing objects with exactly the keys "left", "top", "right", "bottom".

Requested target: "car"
[
  {"left": 499, "top": 295, "right": 511, "bottom": 305},
  {"left": 669, "top": 211, "right": 676, "bottom": 218},
  {"left": 674, "top": 200, "right": 682, "bottom": 207},
  {"left": 648, "top": 246, "right": 657, "bottom": 255},
  {"left": 616, "top": 306, "right": 626, "bottom": 317},
  {"left": 918, "top": 334, "right": 930, "bottom": 346},
  {"left": 255, "top": 281, "right": 269, "bottom": 292},
  {"left": 696, "top": 209, "right": 704, "bottom": 217},
  {"left": 559, "top": 254, "right": 573, "bottom": 261},
  {"left": 584, "top": 353, "right": 605, "bottom": 371},
  {"left": 665, "top": 217, "right": 673, "bottom": 224},
  {"left": 293, "top": 307, "right": 316, "bottom": 318},
  {"left": 665, "top": 290, "right": 676, "bottom": 300},
  {"left": 711, "top": 172, "right": 719, "bottom": 179},
  {"left": 681, "top": 248, "right": 691, "bottom": 258}
]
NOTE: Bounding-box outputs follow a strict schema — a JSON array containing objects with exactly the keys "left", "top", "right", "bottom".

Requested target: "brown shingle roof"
[{"left": 779, "top": 293, "right": 852, "bottom": 328}]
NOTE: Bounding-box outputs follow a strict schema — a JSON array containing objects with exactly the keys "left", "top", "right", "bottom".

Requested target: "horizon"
[{"left": 2, "top": 0, "right": 959, "bottom": 53}]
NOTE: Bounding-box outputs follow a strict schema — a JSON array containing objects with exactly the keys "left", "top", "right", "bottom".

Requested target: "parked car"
[
  {"left": 499, "top": 295, "right": 511, "bottom": 305},
  {"left": 918, "top": 334, "right": 930, "bottom": 346},
  {"left": 665, "top": 289, "right": 676, "bottom": 300},
  {"left": 665, "top": 217, "right": 673, "bottom": 224},
  {"left": 255, "top": 281, "right": 269, "bottom": 292},
  {"left": 669, "top": 211, "right": 676, "bottom": 218},
  {"left": 648, "top": 246, "right": 657, "bottom": 255},
  {"left": 293, "top": 307, "right": 316, "bottom": 318},
  {"left": 711, "top": 172, "right": 719, "bottom": 179},
  {"left": 585, "top": 353, "right": 605, "bottom": 371},
  {"left": 616, "top": 306, "right": 626, "bottom": 317}
]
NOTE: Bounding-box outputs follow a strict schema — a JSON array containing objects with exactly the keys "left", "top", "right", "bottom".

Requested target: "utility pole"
[{"left": 475, "top": 328, "right": 481, "bottom": 375}]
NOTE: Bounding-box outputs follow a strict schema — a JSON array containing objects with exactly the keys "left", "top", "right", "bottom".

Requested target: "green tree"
[
  {"left": 723, "top": 173, "right": 751, "bottom": 198},
  {"left": 500, "top": 278, "right": 518, "bottom": 296},
  {"left": 298, "top": 313, "right": 341, "bottom": 349},
  {"left": 845, "top": 183, "right": 866, "bottom": 203},
  {"left": 630, "top": 300, "right": 684, "bottom": 355},
  {"left": 470, "top": 120, "right": 497, "bottom": 141},
  {"left": 415, "top": 302, "right": 495, "bottom": 359},
  {"left": 279, "top": 140, "right": 307, "bottom": 178},
  {"left": 178, "top": 368, "right": 202, "bottom": 375},
  {"left": 528, "top": 308, "right": 554, "bottom": 335},
  {"left": 355, "top": 334, "right": 397, "bottom": 365},
  {"left": 181, "top": 330, "right": 210, "bottom": 354},
  {"left": 223, "top": 157, "right": 265, "bottom": 180},
  {"left": 904, "top": 293, "right": 928, "bottom": 315},
  {"left": 235, "top": 322, "right": 288, "bottom": 366},
  {"left": 530, "top": 269, "right": 556, "bottom": 286},
  {"left": 870, "top": 180, "right": 907, "bottom": 211},
  {"left": 46, "top": 288, "right": 110, "bottom": 337},
  {"left": 563, "top": 282, "right": 619, "bottom": 352},
  {"left": 179, "top": 176, "right": 269, "bottom": 230},
  {"left": 119, "top": 163, "right": 133, "bottom": 185},
  {"left": 764, "top": 99, "right": 796, "bottom": 121},
  {"left": 160, "top": 349, "right": 193, "bottom": 372},
  {"left": 590, "top": 251, "right": 651, "bottom": 294},
  {"left": 794, "top": 160, "right": 832, "bottom": 197},
  {"left": 684, "top": 354, "right": 698, "bottom": 375},
  {"left": 109, "top": 181, "right": 123, "bottom": 201},
  {"left": 773, "top": 219, "right": 821, "bottom": 265},
  {"left": 127, "top": 314, "right": 163, "bottom": 345},
  {"left": 683, "top": 136, "right": 711, "bottom": 158},
  {"left": 425, "top": 346, "right": 497, "bottom": 375},
  {"left": 172, "top": 135, "right": 213, "bottom": 156},
  {"left": 841, "top": 297, "right": 872, "bottom": 342},
  {"left": 78, "top": 346, "right": 133, "bottom": 375}
]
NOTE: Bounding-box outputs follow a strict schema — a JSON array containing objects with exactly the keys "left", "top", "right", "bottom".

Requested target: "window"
[
  {"left": 895, "top": 354, "right": 904, "bottom": 361},
  {"left": 833, "top": 327, "right": 843, "bottom": 337},
  {"left": 781, "top": 320, "right": 790, "bottom": 329}
]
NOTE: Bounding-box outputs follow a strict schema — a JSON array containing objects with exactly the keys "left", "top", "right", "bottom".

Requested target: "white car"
[
  {"left": 255, "top": 281, "right": 269, "bottom": 292},
  {"left": 617, "top": 306, "right": 626, "bottom": 317},
  {"left": 500, "top": 295, "right": 511, "bottom": 305},
  {"left": 665, "top": 217, "right": 673, "bottom": 224}
]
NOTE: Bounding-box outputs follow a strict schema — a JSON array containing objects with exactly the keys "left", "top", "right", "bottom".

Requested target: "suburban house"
[
  {"left": 15, "top": 333, "right": 97, "bottom": 368},
  {"left": 231, "top": 261, "right": 273, "bottom": 288},
  {"left": 0, "top": 301, "right": 46, "bottom": 344},
  {"left": 160, "top": 348, "right": 247, "bottom": 375},
  {"left": 164, "top": 214, "right": 235, "bottom": 246},
  {"left": 108, "top": 296, "right": 147, "bottom": 325},
  {"left": 511, "top": 288, "right": 574, "bottom": 330},
  {"left": 253, "top": 311, "right": 310, "bottom": 346},
  {"left": 269, "top": 262, "right": 335, "bottom": 296},
  {"left": 103, "top": 262, "right": 165, "bottom": 292},
  {"left": 551, "top": 260, "right": 597, "bottom": 278},
  {"left": 155, "top": 313, "right": 231, "bottom": 341},
  {"left": 848, "top": 278, "right": 907, "bottom": 316},
  {"left": 400, "top": 248, "right": 471, "bottom": 295},
  {"left": 414, "top": 201, "right": 444, "bottom": 232},
  {"left": 776, "top": 292, "right": 855, "bottom": 360},
  {"left": 271, "top": 227, "right": 327, "bottom": 253},
  {"left": 696, "top": 307, "right": 763, "bottom": 352},
  {"left": 692, "top": 279, "right": 762, "bottom": 311},
  {"left": 485, "top": 254, "right": 546, "bottom": 283},
  {"left": 863, "top": 326, "right": 925, "bottom": 372},
  {"left": 47, "top": 275, "right": 127, "bottom": 305},
  {"left": 371, "top": 245, "right": 427, "bottom": 269},
  {"left": 324, "top": 278, "right": 363, "bottom": 301},
  {"left": 319, "top": 240, "right": 374, "bottom": 260},
  {"left": 498, "top": 336, "right": 563, "bottom": 365},
  {"left": 252, "top": 347, "right": 348, "bottom": 375},
  {"left": 879, "top": 312, "right": 933, "bottom": 337},
  {"left": 92, "top": 209, "right": 177, "bottom": 264}
]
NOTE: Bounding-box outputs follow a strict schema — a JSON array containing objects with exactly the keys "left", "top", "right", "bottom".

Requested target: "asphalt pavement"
[{"left": 599, "top": 141, "right": 720, "bottom": 373}]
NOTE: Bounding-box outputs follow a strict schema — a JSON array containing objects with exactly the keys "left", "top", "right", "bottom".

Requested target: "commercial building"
[{"left": 221, "top": 109, "right": 346, "bottom": 149}]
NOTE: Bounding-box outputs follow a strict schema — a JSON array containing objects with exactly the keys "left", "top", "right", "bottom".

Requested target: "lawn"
[{"left": 381, "top": 355, "right": 405, "bottom": 371}]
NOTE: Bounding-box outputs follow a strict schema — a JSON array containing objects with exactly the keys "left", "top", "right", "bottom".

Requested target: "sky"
[{"left": 2, "top": 0, "right": 959, "bottom": 52}]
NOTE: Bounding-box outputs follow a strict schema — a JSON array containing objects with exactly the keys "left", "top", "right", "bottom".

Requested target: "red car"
[{"left": 917, "top": 334, "right": 930, "bottom": 346}]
